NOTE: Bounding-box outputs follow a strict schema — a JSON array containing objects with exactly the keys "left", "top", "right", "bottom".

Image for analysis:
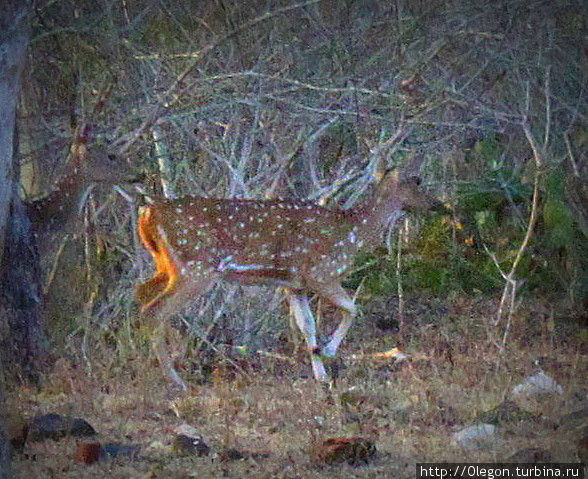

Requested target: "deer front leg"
[
  {"left": 286, "top": 291, "right": 329, "bottom": 382},
  {"left": 314, "top": 283, "right": 357, "bottom": 358}
]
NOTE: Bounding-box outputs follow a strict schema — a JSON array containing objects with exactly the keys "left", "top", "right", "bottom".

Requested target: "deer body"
[
  {"left": 139, "top": 198, "right": 364, "bottom": 302},
  {"left": 137, "top": 171, "right": 444, "bottom": 387}
]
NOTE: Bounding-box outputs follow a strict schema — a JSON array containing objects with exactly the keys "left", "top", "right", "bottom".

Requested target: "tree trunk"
[{"left": 0, "top": 2, "right": 33, "bottom": 476}]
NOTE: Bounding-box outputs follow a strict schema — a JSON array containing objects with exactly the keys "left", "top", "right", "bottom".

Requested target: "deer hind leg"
[
  {"left": 137, "top": 206, "right": 183, "bottom": 312},
  {"left": 149, "top": 314, "right": 188, "bottom": 392},
  {"left": 286, "top": 291, "right": 329, "bottom": 382},
  {"left": 138, "top": 273, "right": 181, "bottom": 313},
  {"left": 314, "top": 283, "right": 357, "bottom": 358},
  {"left": 136, "top": 272, "right": 169, "bottom": 307},
  {"left": 136, "top": 240, "right": 183, "bottom": 312},
  {"left": 142, "top": 274, "right": 218, "bottom": 392}
]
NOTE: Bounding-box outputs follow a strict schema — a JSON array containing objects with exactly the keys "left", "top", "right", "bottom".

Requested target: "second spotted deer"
[{"left": 27, "top": 138, "right": 140, "bottom": 234}]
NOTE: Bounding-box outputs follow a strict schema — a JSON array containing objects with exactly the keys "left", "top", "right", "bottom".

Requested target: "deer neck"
[
  {"left": 28, "top": 165, "right": 96, "bottom": 234},
  {"left": 351, "top": 187, "right": 406, "bottom": 247}
]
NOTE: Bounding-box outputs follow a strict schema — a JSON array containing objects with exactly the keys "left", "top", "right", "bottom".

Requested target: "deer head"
[{"left": 27, "top": 141, "right": 141, "bottom": 234}]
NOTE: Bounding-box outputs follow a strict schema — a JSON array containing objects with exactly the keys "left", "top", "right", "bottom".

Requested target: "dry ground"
[{"left": 8, "top": 294, "right": 587, "bottom": 478}]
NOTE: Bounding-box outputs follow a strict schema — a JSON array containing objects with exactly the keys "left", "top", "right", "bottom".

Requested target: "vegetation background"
[{"left": 0, "top": 0, "right": 586, "bottom": 477}]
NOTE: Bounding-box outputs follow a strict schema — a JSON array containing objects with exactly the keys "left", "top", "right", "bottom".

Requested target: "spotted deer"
[
  {"left": 136, "top": 169, "right": 449, "bottom": 389},
  {"left": 27, "top": 138, "right": 140, "bottom": 234}
]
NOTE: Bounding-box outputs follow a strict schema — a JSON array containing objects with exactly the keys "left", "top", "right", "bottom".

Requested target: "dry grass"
[{"left": 8, "top": 294, "right": 586, "bottom": 478}]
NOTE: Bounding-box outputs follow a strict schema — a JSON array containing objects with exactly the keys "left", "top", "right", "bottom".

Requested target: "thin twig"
[
  {"left": 494, "top": 79, "right": 546, "bottom": 339},
  {"left": 396, "top": 219, "right": 407, "bottom": 340}
]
